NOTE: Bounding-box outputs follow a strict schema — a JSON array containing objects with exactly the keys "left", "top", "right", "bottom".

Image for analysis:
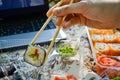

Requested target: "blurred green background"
[{"left": 48, "top": 0, "right": 59, "bottom": 7}]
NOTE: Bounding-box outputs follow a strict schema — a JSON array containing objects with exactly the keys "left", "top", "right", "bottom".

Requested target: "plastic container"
[
  {"left": 54, "top": 39, "right": 82, "bottom": 80},
  {"left": 86, "top": 27, "right": 120, "bottom": 79}
]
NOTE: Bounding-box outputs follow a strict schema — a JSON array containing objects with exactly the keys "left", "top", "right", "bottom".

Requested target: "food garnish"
[{"left": 59, "top": 45, "right": 76, "bottom": 57}]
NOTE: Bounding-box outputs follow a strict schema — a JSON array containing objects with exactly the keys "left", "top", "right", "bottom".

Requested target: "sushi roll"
[
  {"left": 89, "top": 29, "right": 99, "bottom": 34},
  {"left": 89, "top": 29, "right": 104, "bottom": 35},
  {"left": 108, "top": 43, "right": 120, "bottom": 56},
  {"left": 115, "top": 31, "right": 120, "bottom": 42},
  {"left": 94, "top": 42, "right": 109, "bottom": 55},
  {"left": 24, "top": 45, "right": 46, "bottom": 67},
  {"left": 89, "top": 29, "right": 114, "bottom": 35},
  {"left": 117, "top": 36, "right": 120, "bottom": 43},
  {"left": 91, "top": 34, "right": 104, "bottom": 43},
  {"left": 104, "top": 34, "right": 117, "bottom": 43},
  {"left": 100, "top": 29, "right": 114, "bottom": 34}
]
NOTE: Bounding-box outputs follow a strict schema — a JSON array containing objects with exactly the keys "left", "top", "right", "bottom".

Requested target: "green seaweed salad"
[{"left": 58, "top": 45, "right": 77, "bottom": 57}]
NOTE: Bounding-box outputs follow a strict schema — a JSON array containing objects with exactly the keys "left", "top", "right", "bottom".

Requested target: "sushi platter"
[
  {"left": 0, "top": 26, "right": 95, "bottom": 80},
  {"left": 0, "top": 38, "right": 82, "bottom": 80},
  {"left": 0, "top": 26, "right": 120, "bottom": 80},
  {"left": 86, "top": 27, "right": 120, "bottom": 79}
]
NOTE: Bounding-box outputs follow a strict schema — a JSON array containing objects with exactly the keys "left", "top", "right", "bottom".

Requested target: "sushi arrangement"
[
  {"left": 24, "top": 45, "right": 46, "bottom": 67},
  {"left": 86, "top": 28, "right": 120, "bottom": 79},
  {"left": 0, "top": 38, "right": 81, "bottom": 80},
  {"left": 89, "top": 29, "right": 120, "bottom": 43},
  {"left": 88, "top": 28, "right": 120, "bottom": 56}
]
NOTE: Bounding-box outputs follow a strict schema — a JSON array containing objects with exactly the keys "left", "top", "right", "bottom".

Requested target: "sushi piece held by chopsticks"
[
  {"left": 24, "top": 45, "right": 46, "bottom": 67},
  {"left": 24, "top": 0, "right": 74, "bottom": 67}
]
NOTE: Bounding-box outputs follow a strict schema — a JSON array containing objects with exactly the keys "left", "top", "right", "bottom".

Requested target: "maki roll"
[
  {"left": 108, "top": 43, "right": 120, "bottom": 56},
  {"left": 91, "top": 34, "right": 104, "bottom": 43},
  {"left": 24, "top": 45, "right": 46, "bottom": 67},
  {"left": 89, "top": 29, "right": 99, "bottom": 34},
  {"left": 104, "top": 34, "right": 117, "bottom": 43},
  {"left": 89, "top": 29, "right": 114, "bottom": 35},
  {"left": 94, "top": 42, "right": 109, "bottom": 55},
  {"left": 115, "top": 31, "right": 120, "bottom": 42},
  {"left": 100, "top": 29, "right": 114, "bottom": 34}
]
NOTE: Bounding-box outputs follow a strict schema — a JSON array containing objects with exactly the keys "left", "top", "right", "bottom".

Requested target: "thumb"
[{"left": 53, "top": 1, "right": 88, "bottom": 16}]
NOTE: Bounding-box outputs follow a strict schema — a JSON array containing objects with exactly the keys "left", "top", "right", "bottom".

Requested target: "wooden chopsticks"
[
  {"left": 30, "top": 0, "right": 65, "bottom": 45},
  {"left": 29, "top": 0, "right": 74, "bottom": 65},
  {"left": 43, "top": 0, "right": 74, "bottom": 64}
]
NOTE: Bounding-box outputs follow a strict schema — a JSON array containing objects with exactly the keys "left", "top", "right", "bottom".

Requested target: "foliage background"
[{"left": 48, "top": 0, "right": 59, "bottom": 7}]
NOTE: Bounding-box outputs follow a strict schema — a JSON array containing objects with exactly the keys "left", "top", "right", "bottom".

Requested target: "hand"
[{"left": 47, "top": 0, "right": 120, "bottom": 29}]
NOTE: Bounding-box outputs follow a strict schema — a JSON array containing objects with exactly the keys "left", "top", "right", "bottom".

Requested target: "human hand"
[{"left": 47, "top": 0, "right": 120, "bottom": 29}]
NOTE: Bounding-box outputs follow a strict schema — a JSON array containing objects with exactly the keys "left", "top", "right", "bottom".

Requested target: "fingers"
[
  {"left": 55, "top": 14, "right": 77, "bottom": 27},
  {"left": 63, "top": 17, "right": 81, "bottom": 29},
  {"left": 56, "top": 14, "right": 104, "bottom": 29},
  {"left": 55, "top": 17, "right": 63, "bottom": 26},
  {"left": 46, "top": 0, "right": 75, "bottom": 17},
  {"left": 46, "top": 5, "right": 56, "bottom": 17},
  {"left": 46, "top": 0, "right": 66, "bottom": 17},
  {"left": 55, "top": 14, "right": 86, "bottom": 29},
  {"left": 47, "top": 0, "right": 83, "bottom": 17},
  {"left": 53, "top": 1, "right": 88, "bottom": 16}
]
